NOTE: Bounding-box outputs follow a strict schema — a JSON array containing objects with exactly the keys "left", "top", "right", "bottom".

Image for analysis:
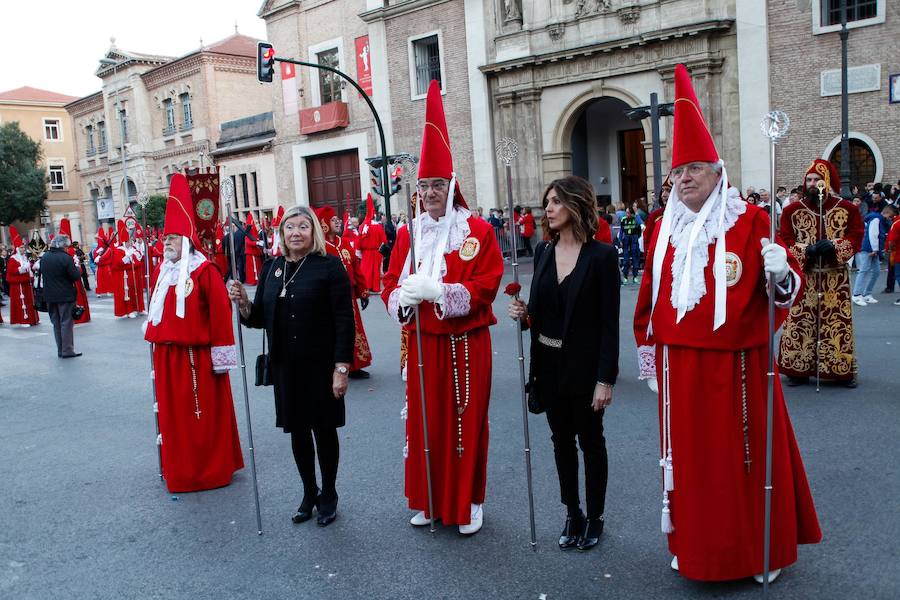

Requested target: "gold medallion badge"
[
  {"left": 459, "top": 237, "right": 480, "bottom": 262},
  {"left": 724, "top": 252, "right": 742, "bottom": 287}
]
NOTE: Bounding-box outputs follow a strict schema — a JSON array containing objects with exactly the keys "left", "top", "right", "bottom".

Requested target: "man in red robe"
[
  {"left": 57, "top": 219, "right": 91, "bottom": 324},
  {"left": 97, "top": 221, "right": 146, "bottom": 318},
  {"left": 5, "top": 225, "right": 39, "bottom": 326},
  {"left": 382, "top": 80, "right": 503, "bottom": 535},
  {"left": 243, "top": 213, "right": 263, "bottom": 285},
  {"left": 316, "top": 206, "right": 373, "bottom": 378},
  {"left": 93, "top": 226, "right": 113, "bottom": 297},
  {"left": 633, "top": 64, "right": 821, "bottom": 583},
  {"left": 777, "top": 159, "right": 862, "bottom": 387},
  {"left": 359, "top": 194, "right": 387, "bottom": 292},
  {"left": 144, "top": 173, "right": 244, "bottom": 493}
]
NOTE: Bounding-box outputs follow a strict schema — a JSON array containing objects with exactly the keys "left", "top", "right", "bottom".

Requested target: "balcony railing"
[
  {"left": 86, "top": 147, "right": 97, "bottom": 157},
  {"left": 162, "top": 125, "right": 176, "bottom": 136},
  {"left": 179, "top": 121, "right": 193, "bottom": 132},
  {"left": 98, "top": 143, "right": 108, "bottom": 154}
]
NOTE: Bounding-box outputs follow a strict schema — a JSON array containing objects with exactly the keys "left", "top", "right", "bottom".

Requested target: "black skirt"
[{"left": 271, "top": 355, "right": 345, "bottom": 432}]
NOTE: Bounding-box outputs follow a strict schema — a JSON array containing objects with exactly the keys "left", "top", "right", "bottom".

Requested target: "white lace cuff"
[
  {"left": 768, "top": 268, "right": 801, "bottom": 309},
  {"left": 638, "top": 344, "right": 657, "bottom": 380},
  {"left": 388, "top": 288, "right": 414, "bottom": 325},
  {"left": 211, "top": 344, "right": 237, "bottom": 372},
  {"left": 434, "top": 283, "right": 471, "bottom": 320}
]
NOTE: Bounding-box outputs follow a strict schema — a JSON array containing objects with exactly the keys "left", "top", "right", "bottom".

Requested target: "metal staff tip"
[
  {"left": 760, "top": 111, "right": 791, "bottom": 143},
  {"left": 496, "top": 137, "right": 519, "bottom": 165}
]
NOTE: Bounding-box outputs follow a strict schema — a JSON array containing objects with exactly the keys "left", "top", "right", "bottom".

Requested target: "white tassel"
[
  {"left": 156, "top": 433, "right": 163, "bottom": 446},
  {"left": 153, "top": 402, "right": 159, "bottom": 414},
  {"left": 402, "top": 440, "right": 408, "bottom": 459},
  {"left": 400, "top": 402, "right": 408, "bottom": 421},
  {"left": 661, "top": 493, "right": 674, "bottom": 534},
  {"left": 664, "top": 454, "right": 675, "bottom": 492}
]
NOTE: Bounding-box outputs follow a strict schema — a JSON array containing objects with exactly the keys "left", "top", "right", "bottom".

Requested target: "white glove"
[
  {"left": 647, "top": 378, "right": 659, "bottom": 394},
  {"left": 398, "top": 286, "right": 422, "bottom": 309},
  {"left": 403, "top": 273, "right": 443, "bottom": 303},
  {"left": 760, "top": 238, "right": 790, "bottom": 283}
]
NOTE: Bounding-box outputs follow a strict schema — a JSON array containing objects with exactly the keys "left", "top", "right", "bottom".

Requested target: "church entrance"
[{"left": 569, "top": 97, "right": 647, "bottom": 210}]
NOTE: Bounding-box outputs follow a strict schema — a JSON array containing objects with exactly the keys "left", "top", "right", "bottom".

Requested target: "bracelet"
[{"left": 597, "top": 381, "right": 614, "bottom": 389}]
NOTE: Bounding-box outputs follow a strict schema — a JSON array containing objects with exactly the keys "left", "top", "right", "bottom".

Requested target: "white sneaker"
[
  {"left": 852, "top": 295, "right": 867, "bottom": 306},
  {"left": 458, "top": 503, "right": 483, "bottom": 535},
  {"left": 128, "top": 311, "right": 139, "bottom": 318},
  {"left": 409, "top": 511, "right": 430, "bottom": 526},
  {"left": 671, "top": 556, "right": 679, "bottom": 571},
  {"left": 863, "top": 295, "right": 878, "bottom": 304},
  {"left": 753, "top": 568, "right": 782, "bottom": 584},
  {"left": 894, "top": 298, "right": 900, "bottom": 306}
]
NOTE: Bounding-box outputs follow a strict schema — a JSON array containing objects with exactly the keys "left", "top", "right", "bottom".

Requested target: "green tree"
[
  {"left": 135, "top": 194, "right": 167, "bottom": 229},
  {"left": 0, "top": 122, "right": 47, "bottom": 225}
]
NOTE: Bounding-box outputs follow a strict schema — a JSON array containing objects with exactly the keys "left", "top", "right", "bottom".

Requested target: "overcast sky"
[{"left": 1, "top": 0, "right": 269, "bottom": 98}]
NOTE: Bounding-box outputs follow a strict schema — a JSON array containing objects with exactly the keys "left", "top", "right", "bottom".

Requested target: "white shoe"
[
  {"left": 671, "top": 556, "right": 679, "bottom": 571},
  {"left": 894, "top": 298, "right": 900, "bottom": 306},
  {"left": 852, "top": 295, "right": 867, "bottom": 306},
  {"left": 458, "top": 503, "right": 483, "bottom": 535},
  {"left": 128, "top": 311, "right": 139, "bottom": 318},
  {"left": 753, "top": 568, "right": 782, "bottom": 584},
  {"left": 409, "top": 511, "right": 429, "bottom": 526},
  {"left": 863, "top": 295, "right": 878, "bottom": 304}
]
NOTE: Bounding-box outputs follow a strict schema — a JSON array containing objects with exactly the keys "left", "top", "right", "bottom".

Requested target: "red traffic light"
[
  {"left": 263, "top": 48, "right": 274, "bottom": 60},
  {"left": 257, "top": 42, "right": 276, "bottom": 83}
]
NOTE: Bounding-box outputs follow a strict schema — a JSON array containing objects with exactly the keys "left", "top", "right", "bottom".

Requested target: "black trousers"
[
  {"left": 290, "top": 427, "right": 339, "bottom": 503},
  {"left": 545, "top": 395, "right": 608, "bottom": 519}
]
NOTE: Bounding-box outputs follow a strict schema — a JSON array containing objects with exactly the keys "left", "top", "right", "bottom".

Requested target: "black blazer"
[
  {"left": 527, "top": 239, "right": 620, "bottom": 395},
  {"left": 39, "top": 248, "right": 80, "bottom": 303},
  {"left": 241, "top": 254, "right": 354, "bottom": 365}
]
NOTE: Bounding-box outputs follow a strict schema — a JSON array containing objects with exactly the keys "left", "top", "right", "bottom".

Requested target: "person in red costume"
[
  {"left": 212, "top": 221, "right": 228, "bottom": 276},
  {"left": 97, "top": 221, "right": 146, "bottom": 318},
  {"left": 243, "top": 212, "right": 264, "bottom": 285},
  {"left": 5, "top": 225, "right": 39, "bottom": 326},
  {"left": 270, "top": 206, "right": 285, "bottom": 258},
  {"left": 358, "top": 194, "right": 387, "bottom": 292},
  {"left": 316, "top": 206, "right": 373, "bottom": 379},
  {"left": 92, "top": 225, "right": 113, "bottom": 297},
  {"left": 593, "top": 213, "right": 613, "bottom": 244},
  {"left": 57, "top": 219, "right": 91, "bottom": 324},
  {"left": 382, "top": 80, "right": 503, "bottom": 535},
  {"left": 144, "top": 173, "right": 244, "bottom": 493},
  {"left": 777, "top": 159, "right": 863, "bottom": 387},
  {"left": 633, "top": 64, "right": 821, "bottom": 583}
]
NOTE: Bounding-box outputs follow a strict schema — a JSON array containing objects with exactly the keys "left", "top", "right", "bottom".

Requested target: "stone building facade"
[
  {"left": 65, "top": 34, "right": 274, "bottom": 239},
  {"left": 768, "top": 0, "right": 898, "bottom": 191},
  {"left": 0, "top": 87, "right": 81, "bottom": 241}
]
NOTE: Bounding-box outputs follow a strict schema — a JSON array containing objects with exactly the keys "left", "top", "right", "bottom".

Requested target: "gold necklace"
[{"left": 279, "top": 255, "right": 308, "bottom": 298}]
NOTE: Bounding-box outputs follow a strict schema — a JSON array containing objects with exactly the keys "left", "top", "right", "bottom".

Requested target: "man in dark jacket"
[
  {"left": 223, "top": 219, "right": 246, "bottom": 282},
  {"left": 40, "top": 234, "right": 82, "bottom": 358}
]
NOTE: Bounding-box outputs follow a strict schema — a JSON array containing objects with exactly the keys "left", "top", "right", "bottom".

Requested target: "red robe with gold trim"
[
  {"left": 359, "top": 221, "right": 386, "bottom": 292},
  {"left": 634, "top": 205, "right": 821, "bottom": 581},
  {"left": 98, "top": 246, "right": 146, "bottom": 316},
  {"left": 65, "top": 247, "right": 91, "bottom": 323},
  {"left": 326, "top": 236, "right": 372, "bottom": 372},
  {"left": 5, "top": 254, "right": 39, "bottom": 325},
  {"left": 777, "top": 196, "right": 863, "bottom": 381},
  {"left": 382, "top": 212, "right": 503, "bottom": 525},
  {"left": 144, "top": 259, "right": 244, "bottom": 493}
]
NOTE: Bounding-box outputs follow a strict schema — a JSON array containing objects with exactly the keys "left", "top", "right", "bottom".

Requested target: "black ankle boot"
[
  {"left": 292, "top": 491, "right": 319, "bottom": 524},
  {"left": 576, "top": 516, "right": 605, "bottom": 551},
  {"left": 317, "top": 493, "right": 338, "bottom": 527},
  {"left": 558, "top": 511, "right": 584, "bottom": 550}
]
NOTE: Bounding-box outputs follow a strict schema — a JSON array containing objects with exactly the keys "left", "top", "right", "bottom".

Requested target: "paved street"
[{"left": 1, "top": 267, "right": 897, "bottom": 600}]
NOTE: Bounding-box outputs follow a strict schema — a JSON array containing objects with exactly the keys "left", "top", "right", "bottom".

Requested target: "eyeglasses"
[
  {"left": 670, "top": 163, "right": 710, "bottom": 178},
  {"left": 416, "top": 180, "right": 448, "bottom": 193}
]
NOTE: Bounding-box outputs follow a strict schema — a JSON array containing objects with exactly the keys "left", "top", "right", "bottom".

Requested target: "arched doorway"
[
  {"left": 570, "top": 97, "right": 647, "bottom": 209},
  {"left": 828, "top": 138, "right": 877, "bottom": 191}
]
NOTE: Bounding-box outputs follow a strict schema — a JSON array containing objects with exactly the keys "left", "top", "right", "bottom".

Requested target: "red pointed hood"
[
  {"left": 671, "top": 64, "right": 719, "bottom": 169},
  {"left": 418, "top": 80, "right": 453, "bottom": 180},
  {"left": 116, "top": 220, "right": 129, "bottom": 244},
  {"left": 58, "top": 218, "right": 72, "bottom": 239},
  {"left": 162, "top": 173, "right": 203, "bottom": 249},
  {"left": 364, "top": 193, "right": 375, "bottom": 226},
  {"left": 271, "top": 205, "right": 285, "bottom": 227},
  {"left": 9, "top": 225, "right": 24, "bottom": 248}
]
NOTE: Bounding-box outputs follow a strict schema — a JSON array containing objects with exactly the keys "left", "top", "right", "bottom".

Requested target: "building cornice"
[
  {"left": 142, "top": 53, "right": 256, "bottom": 90},
  {"left": 359, "top": 0, "right": 453, "bottom": 23},
  {"left": 258, "top": 0, "right": 301, "bottom": 20},
  {"left": 65, "top": 92, "right": 104, "bottom": 117},
  {"left": 480, "top": 19, "right": 733, "bottom": 75},
  {"left": 0, "top": 100, "right": 72, "bottom": 109},
  {"left": 150, "top": 141, "right": 208, "bottom": 161}
]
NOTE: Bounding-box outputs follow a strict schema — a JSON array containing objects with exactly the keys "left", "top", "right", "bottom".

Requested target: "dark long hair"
[{"left": 540, "top": 175, "right": 598, "bottom": 243}]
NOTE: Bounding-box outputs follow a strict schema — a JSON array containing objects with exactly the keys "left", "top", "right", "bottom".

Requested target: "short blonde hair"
[{"left": 279, "top": 205, "right": 326, "bottom": 257}]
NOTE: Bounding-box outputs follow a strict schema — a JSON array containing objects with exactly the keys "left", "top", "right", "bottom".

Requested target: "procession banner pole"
[
  {"left": 223, "top": 181, "right": 263, "bottom": 536},
  {"left": 137, "top": 191, "right": 163, "bottom": 480},
  {"left": 400, "top": 156, "right": 436, "bottom": 534},
  {"left": 496, "top": 138, "right": 537, "bottom": 551},
  {"left": 761, "top": 111, "right": 791, "bottom": 597}
]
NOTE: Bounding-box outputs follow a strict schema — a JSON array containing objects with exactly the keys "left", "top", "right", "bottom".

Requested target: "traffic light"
[
  {"left": 257, "top": 42, "right": 276, "bottom": 83},
  {"left": 370, "top": 168, "right": 384, "bottom": 197},
  {"left": 390, "top": 164, "right": 402, "bottom": 196}
]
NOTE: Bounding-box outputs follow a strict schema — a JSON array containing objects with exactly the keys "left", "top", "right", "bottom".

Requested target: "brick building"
[
  {"left": 768, "top": 0, "right": 898, "bottom": 192},
  {"left": 65, "top": 34, "right": 274, "bottom": 240},
  {"left": 0, "top": 87, "right": 81, "bottom": 242}
]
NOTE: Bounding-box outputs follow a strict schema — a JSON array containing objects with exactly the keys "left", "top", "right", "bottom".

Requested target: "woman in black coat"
[
  {"left": 230, "top": 205, "right": 355, "bottom": 527},
  {"left": 509, "top": 175, "right": 620, "bottom": 552}
]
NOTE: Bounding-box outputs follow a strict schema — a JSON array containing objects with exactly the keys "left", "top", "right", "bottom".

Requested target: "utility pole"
[
  {"left": 625, "top": 94, "right": 675, "bottom": 210},
  {"left": 838, "top": 0, "right": 851, "bottom": 198}
]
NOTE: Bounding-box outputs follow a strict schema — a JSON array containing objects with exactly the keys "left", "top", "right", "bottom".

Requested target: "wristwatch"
[{"left": 335, "top": 366, "right": 349, "bottom": 375}]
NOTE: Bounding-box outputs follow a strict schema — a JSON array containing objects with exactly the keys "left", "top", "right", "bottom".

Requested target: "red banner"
[
  {"left": 355, "top": 36, "right": 373, "bottom": 96},
  {"left": 185, "top": 168, "right": 220, "bottom": 252},
  {"left": 300, "top": 101, "right": 350, "bottom": 134}
]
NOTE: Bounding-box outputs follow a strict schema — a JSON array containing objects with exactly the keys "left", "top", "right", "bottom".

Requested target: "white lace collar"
[
  {"left": 148, "top": 248, "right": 207, "bottom": 326},
  {"left": 401, "top": 205, "right": 471, "bottom": 282}
]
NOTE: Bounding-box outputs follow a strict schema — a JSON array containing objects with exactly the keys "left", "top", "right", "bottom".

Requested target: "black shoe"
[
  {"left": 348, "top": 370, "right": 370, "bottom": 380},
  {"left": 61, "top": 353, "right": 83, "bottom": 359},
  {"left": 576, "top": 516, "right": 605, "bottom": 551},
  {"left": 845, "top": 377, "right": 858, "bottom": 388},
  {"left": 558, "top": 511, "right": 584, "bottom": 550},
  {"left": 786, "top": 376, "right": 808, "bottom": 387},
  {"left": 317, "top": 494, "right": 338, "bottom": 527},
  {"left": 291, "top": 492, "right": 319, "bottom": 524}
]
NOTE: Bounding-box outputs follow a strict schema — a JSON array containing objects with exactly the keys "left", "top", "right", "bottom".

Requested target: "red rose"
[{"left": 504, "top": 282, "right": 521, "bottom": 297}]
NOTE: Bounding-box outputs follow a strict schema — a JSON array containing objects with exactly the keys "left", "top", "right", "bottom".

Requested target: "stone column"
[{"left": 516, "top": 88, "right": 544, "bottom": 208}]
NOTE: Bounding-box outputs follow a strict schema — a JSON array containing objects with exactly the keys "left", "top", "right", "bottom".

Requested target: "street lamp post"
[
  {"left": 626, "top": 93, "right": 676, "bottom": 210},
  {"left": 838, "top": 0, "right": 851, "bottom": 198}
]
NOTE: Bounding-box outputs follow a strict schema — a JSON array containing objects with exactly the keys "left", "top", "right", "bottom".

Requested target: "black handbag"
[
  {"left": 33, "top": 276, "right": 48, "bottom": 313},
  {"left": 72, "top": 304, "right": 85, "bottom": 320},
  {"left": 255, "top": 330, "right": 272, "bottom": 386}
]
